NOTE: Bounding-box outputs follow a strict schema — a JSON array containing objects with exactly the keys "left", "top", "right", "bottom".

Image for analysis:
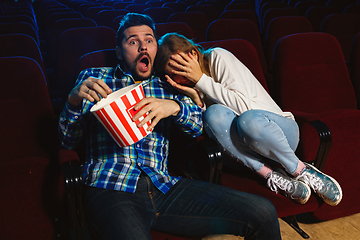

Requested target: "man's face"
[{"left": 116, "top": 25, "right": 157, "bottom": 81}]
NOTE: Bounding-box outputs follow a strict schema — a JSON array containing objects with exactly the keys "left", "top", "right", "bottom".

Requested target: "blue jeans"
[
  {"left": 85, "top": 174, "right": 281, "bottom": 240},
  {"left": 204, "top": 105, "right": 300, "bottom": 174}
]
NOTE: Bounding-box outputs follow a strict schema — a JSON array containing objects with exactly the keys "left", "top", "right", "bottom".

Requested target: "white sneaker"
[
  {"left": 296, "top": 163, "right": 342, "bottom": 206},
  {"left": 267, "top": 171, "right": 311, "bottom": 204}
]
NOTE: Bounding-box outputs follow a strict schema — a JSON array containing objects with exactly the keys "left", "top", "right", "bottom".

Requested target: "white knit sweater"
[{"left": 195, "top": 48, "right": 294, "bottom": 120}]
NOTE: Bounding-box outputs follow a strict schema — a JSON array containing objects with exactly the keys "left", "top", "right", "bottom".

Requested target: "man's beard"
[{"left": 122, "top": 52, "right": 153, "bottom": 81}]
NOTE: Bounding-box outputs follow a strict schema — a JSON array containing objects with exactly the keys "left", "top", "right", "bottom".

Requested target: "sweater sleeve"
[{"left": 195, "top": 48, "right": 261, "bottom": 115}]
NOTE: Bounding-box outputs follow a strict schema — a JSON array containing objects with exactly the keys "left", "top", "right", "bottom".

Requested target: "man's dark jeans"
[{"left": 85, "top": 174, "right": 281, "bottom": 240}]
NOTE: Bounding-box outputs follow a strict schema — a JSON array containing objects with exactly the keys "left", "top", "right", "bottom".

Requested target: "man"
[{"left": 59, "top": 13, "right": 281, "bottom": 240}]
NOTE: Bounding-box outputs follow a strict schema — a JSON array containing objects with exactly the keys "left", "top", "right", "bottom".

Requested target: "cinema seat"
[
  {"left": 0, "top": 56, "right": 77, "bottom": 239},
  {"left": 273, "top": 32, "right": 360, "bottom": 221}
]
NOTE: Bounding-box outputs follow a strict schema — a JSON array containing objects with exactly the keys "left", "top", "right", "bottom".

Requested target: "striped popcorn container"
[{"left": 90, "top": 83, "right": 151, "bottom": 147}]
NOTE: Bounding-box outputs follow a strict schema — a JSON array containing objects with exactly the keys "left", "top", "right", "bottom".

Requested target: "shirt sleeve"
[
  {"left": 58, "top": 70, "right": 92, "bottom": 149},
  {"left": 172, "top": 94, "right": 203, "bottom": 138}
]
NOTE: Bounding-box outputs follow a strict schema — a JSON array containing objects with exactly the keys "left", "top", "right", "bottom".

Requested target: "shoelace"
[
  {"left": 267, "top": 173, "right": 293, "bottom": 193},
  {"left": 296, "top": 171, "right": 325, "bottom": 193}
]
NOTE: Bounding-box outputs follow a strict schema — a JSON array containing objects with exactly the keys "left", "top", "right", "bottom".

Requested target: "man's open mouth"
[{"left": 138, "top": 55, "right": 150, "bottom": 72}]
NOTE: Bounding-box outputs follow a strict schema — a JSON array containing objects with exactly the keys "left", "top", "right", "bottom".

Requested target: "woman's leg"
[
  {"left": 236, "top": 109, "right": 302, "bottom": 175},
  {"left": 204, "top": 105, "right": 267, "bottom": 173},
  {"left": 204, "top": 105, "right": 311, "bottom": 204},
  {"left": 204, "top": 105, "right": 301, "bottom": 175}
]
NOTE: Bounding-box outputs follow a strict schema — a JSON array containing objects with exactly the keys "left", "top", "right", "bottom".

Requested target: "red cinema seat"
[{"left": 273, "top": 32, "right": 360, "bottom": 221}]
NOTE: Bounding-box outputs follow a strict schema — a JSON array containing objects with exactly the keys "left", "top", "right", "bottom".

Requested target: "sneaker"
[
  {"left": 267, "top": 171, "right": 311, "bottom": 204},
  {"left": 296, "top": 163, "right": 342, "bottom": 206}
]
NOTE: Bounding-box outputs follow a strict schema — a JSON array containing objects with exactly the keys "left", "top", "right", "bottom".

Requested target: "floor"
[{"left": 202, "top": 212, "right": 360, "bottom": 240}]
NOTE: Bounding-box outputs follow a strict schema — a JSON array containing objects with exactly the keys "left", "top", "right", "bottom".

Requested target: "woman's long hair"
[{"left": 154, "top": 33, "right": 211, "bottom": 77}]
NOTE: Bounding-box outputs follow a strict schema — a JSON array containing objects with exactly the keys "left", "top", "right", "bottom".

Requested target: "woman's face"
[{"left": 163, "top": 51, "right": 197, "bottom": 87}]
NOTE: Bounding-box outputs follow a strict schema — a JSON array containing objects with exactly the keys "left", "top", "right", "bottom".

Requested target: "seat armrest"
[
  {"left": 59, "top": 149, "right": 80, "bottom": 164},
  {"left": 198, "top": 136, "right": 223, "bottom": 184},
  {"left": 289, "top": 110, "right": 331, "bottom": 170},
  {"left": 62, "top": 161, "right": 80, "bottom": 229}
]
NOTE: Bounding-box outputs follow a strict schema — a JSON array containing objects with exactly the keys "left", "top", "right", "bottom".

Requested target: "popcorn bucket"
[{"left": 90, "top": 83, "right": 151, "bottom": 147}]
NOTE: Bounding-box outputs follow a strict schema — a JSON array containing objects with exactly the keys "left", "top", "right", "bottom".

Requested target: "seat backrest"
[
  {"left": 146, "top": 1, "right": 165, "bottom": 8},
  {"left": 102, "top": 1, "right": 115, "bottom": 7},
  {"left": 112, "top": 15, "right": 126, "bottom": 31},
  {"left": 0, "top": 33, "right": 46, "bottom": 79},
  {"left": 125, "top": 3, "right": 151, "bottom": 13},
  {"left": 325, "top": 0, "right": 357, "bottom": 13},
  {"left": 113, "top": 2, "right": 133, "bottom": 10},
  {"left": 3, "top": 9, "right": 35, "bottom": 19},
  {"left": 76, "top": 3, "right": 102, "bottom": 15},
  {"left": 305, "top": 6, "right": 338, "bottom": 32},
  {"left": 186, "top": 4, "right": 219, "bottom": 24},
  {"left": 47, "top": 18, "right": 98, "bottom": 65},
  {"left": 162, "top": 2, "right": 188, "bottom": 12},
  {"left": 0, "top": 57, "right": 55, "bottom": 161},
  {"left": 259, "top": 1, "right": 288, "bottom": 26},
  {"left": 343, "top": 4, "right": 360, "bottom": 14},
  {"left": 85, "top": 6, "right": 114, "bottom": 20},
  {"left": 74, "top": 49, "right": 119, "bottom": 79},
  {"left": 320, "top": 13, "right": 360, "bottom": 62},
  {"left": 350, "top": 32, "right": 360, "bottom": 108},
  {"left": 168, "top": 11, "right": 208, "bottom": 42},
  {"left": 256, "top": 0, "right": 282, "bottom": 15},
  {"left": 155, "top": 22, "right": 195, "bottom": 40},
  {"left": 273, "top": 32, "right": 356, "bottom": 113},
  {"left": 262, "top": 7, "right": 299, "bottom": 36},
  {"left": 0, "top": 22, "right": 39, "bottom": 45},
  {"left": 95, "top": 9, "right": 129, "bottom": 27},
  {"left": 54, "top": 27, "right": 116, "bottom": 100},
  {"left": 225, "top": 2, "right": 255, "bottom": 12},
  {"left": 142, "top": 7, "right": 174, "bottom": 23},
  {"left": 46, "top": 12, "right": 84, "bottom": 29},
  {"left": 265, "top": 16, "right": 313, "bottom": 70},
  {"left": 206, "top": 19, "right": 268, "bottom": 76},
  {"left": 199, "top": 39, "right": 269, "bottom": 92},
  {"left": 294, "top": 0, "right": 323, "bottom": 15},
  {"left": 219, "top": 10, "right": 258, "bottom": 25},
  {"left": 197, "top": 0, "right": 227, "bottom": 13},
  {"left": 0, "top": 14, "right": 36, "bottom": 26},
  {"left": 42, "top": 7, "right": 74, "bottom": 21}
]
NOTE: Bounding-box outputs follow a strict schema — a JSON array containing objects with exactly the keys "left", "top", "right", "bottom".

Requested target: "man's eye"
[
  {"left": 147, "top": 39, "right": 153, "bottom": 43},
  {"left": 129, "top": 40, "right": 137, "bottom": 45}
]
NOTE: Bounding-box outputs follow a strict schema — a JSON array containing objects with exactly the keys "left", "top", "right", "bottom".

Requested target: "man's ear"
[{"left": 116, "top": 46, "right": 122, "bottom": 60}]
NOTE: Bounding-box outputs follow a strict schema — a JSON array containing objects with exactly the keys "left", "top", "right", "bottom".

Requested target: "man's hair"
[{"left": 116, "top": 13, "right": 157, "bottom": 47}]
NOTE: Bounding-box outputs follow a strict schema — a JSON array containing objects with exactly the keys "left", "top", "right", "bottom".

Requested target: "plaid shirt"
[{"left": 59, "top": 65, "right": 203, "bottom": 194}]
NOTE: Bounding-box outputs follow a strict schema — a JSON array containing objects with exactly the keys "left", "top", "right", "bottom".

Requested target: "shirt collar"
[{"left": 114, "top": 63, "right": 155, "bottom": 86}]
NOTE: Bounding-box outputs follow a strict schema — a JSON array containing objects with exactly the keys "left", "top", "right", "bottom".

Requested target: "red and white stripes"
[{"left": 92, "top": 83, "right": 151, "bottom": 147}]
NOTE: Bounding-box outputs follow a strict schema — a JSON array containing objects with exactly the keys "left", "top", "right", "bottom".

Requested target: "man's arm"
[
  {"left": 133, "top": 95, "right": 203, "bottom": 138},
  {"left": 58, "top": 69, "right": 112, "bottom": 149},
  {"left": 132, "top": 97, "right": 180, "bottom": 131}
]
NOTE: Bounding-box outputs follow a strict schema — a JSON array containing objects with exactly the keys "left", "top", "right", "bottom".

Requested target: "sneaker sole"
[{"left": 304, "top": 163, "right": 343, "bottom": 206}]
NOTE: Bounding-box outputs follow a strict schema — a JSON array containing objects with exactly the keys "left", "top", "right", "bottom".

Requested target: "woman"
[{"left": 155, "top": 33, "right": 342, "bottom": 206}]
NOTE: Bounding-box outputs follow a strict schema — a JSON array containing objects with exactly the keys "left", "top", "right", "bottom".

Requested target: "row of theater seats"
[
  {"left": 2, "top": 0, "right": 360, "bottom": 104},
  {"left": 3, "top": 32, "right": 360, "bottom": 240},
  {"left": 2, "top": 0, "right": 360, "bottom": 239}
]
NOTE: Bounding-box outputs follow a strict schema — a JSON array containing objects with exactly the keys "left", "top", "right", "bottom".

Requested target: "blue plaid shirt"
[{"left": 59, "top": 65, "right": 203, "bottom": 194}]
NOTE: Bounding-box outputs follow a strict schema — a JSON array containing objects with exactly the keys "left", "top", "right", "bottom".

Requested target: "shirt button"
[
  {"left": 138, "top": 163, "right": 141, "bottom": 167},
  {"left": 137, "top": 144, "right": 140, "bottom": 147},
  {"left": 74, "top": 116, "right": 78, "bottom": 119},
  {"left": 180, "top": 119, "right": 183, "bottom": 122}
]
